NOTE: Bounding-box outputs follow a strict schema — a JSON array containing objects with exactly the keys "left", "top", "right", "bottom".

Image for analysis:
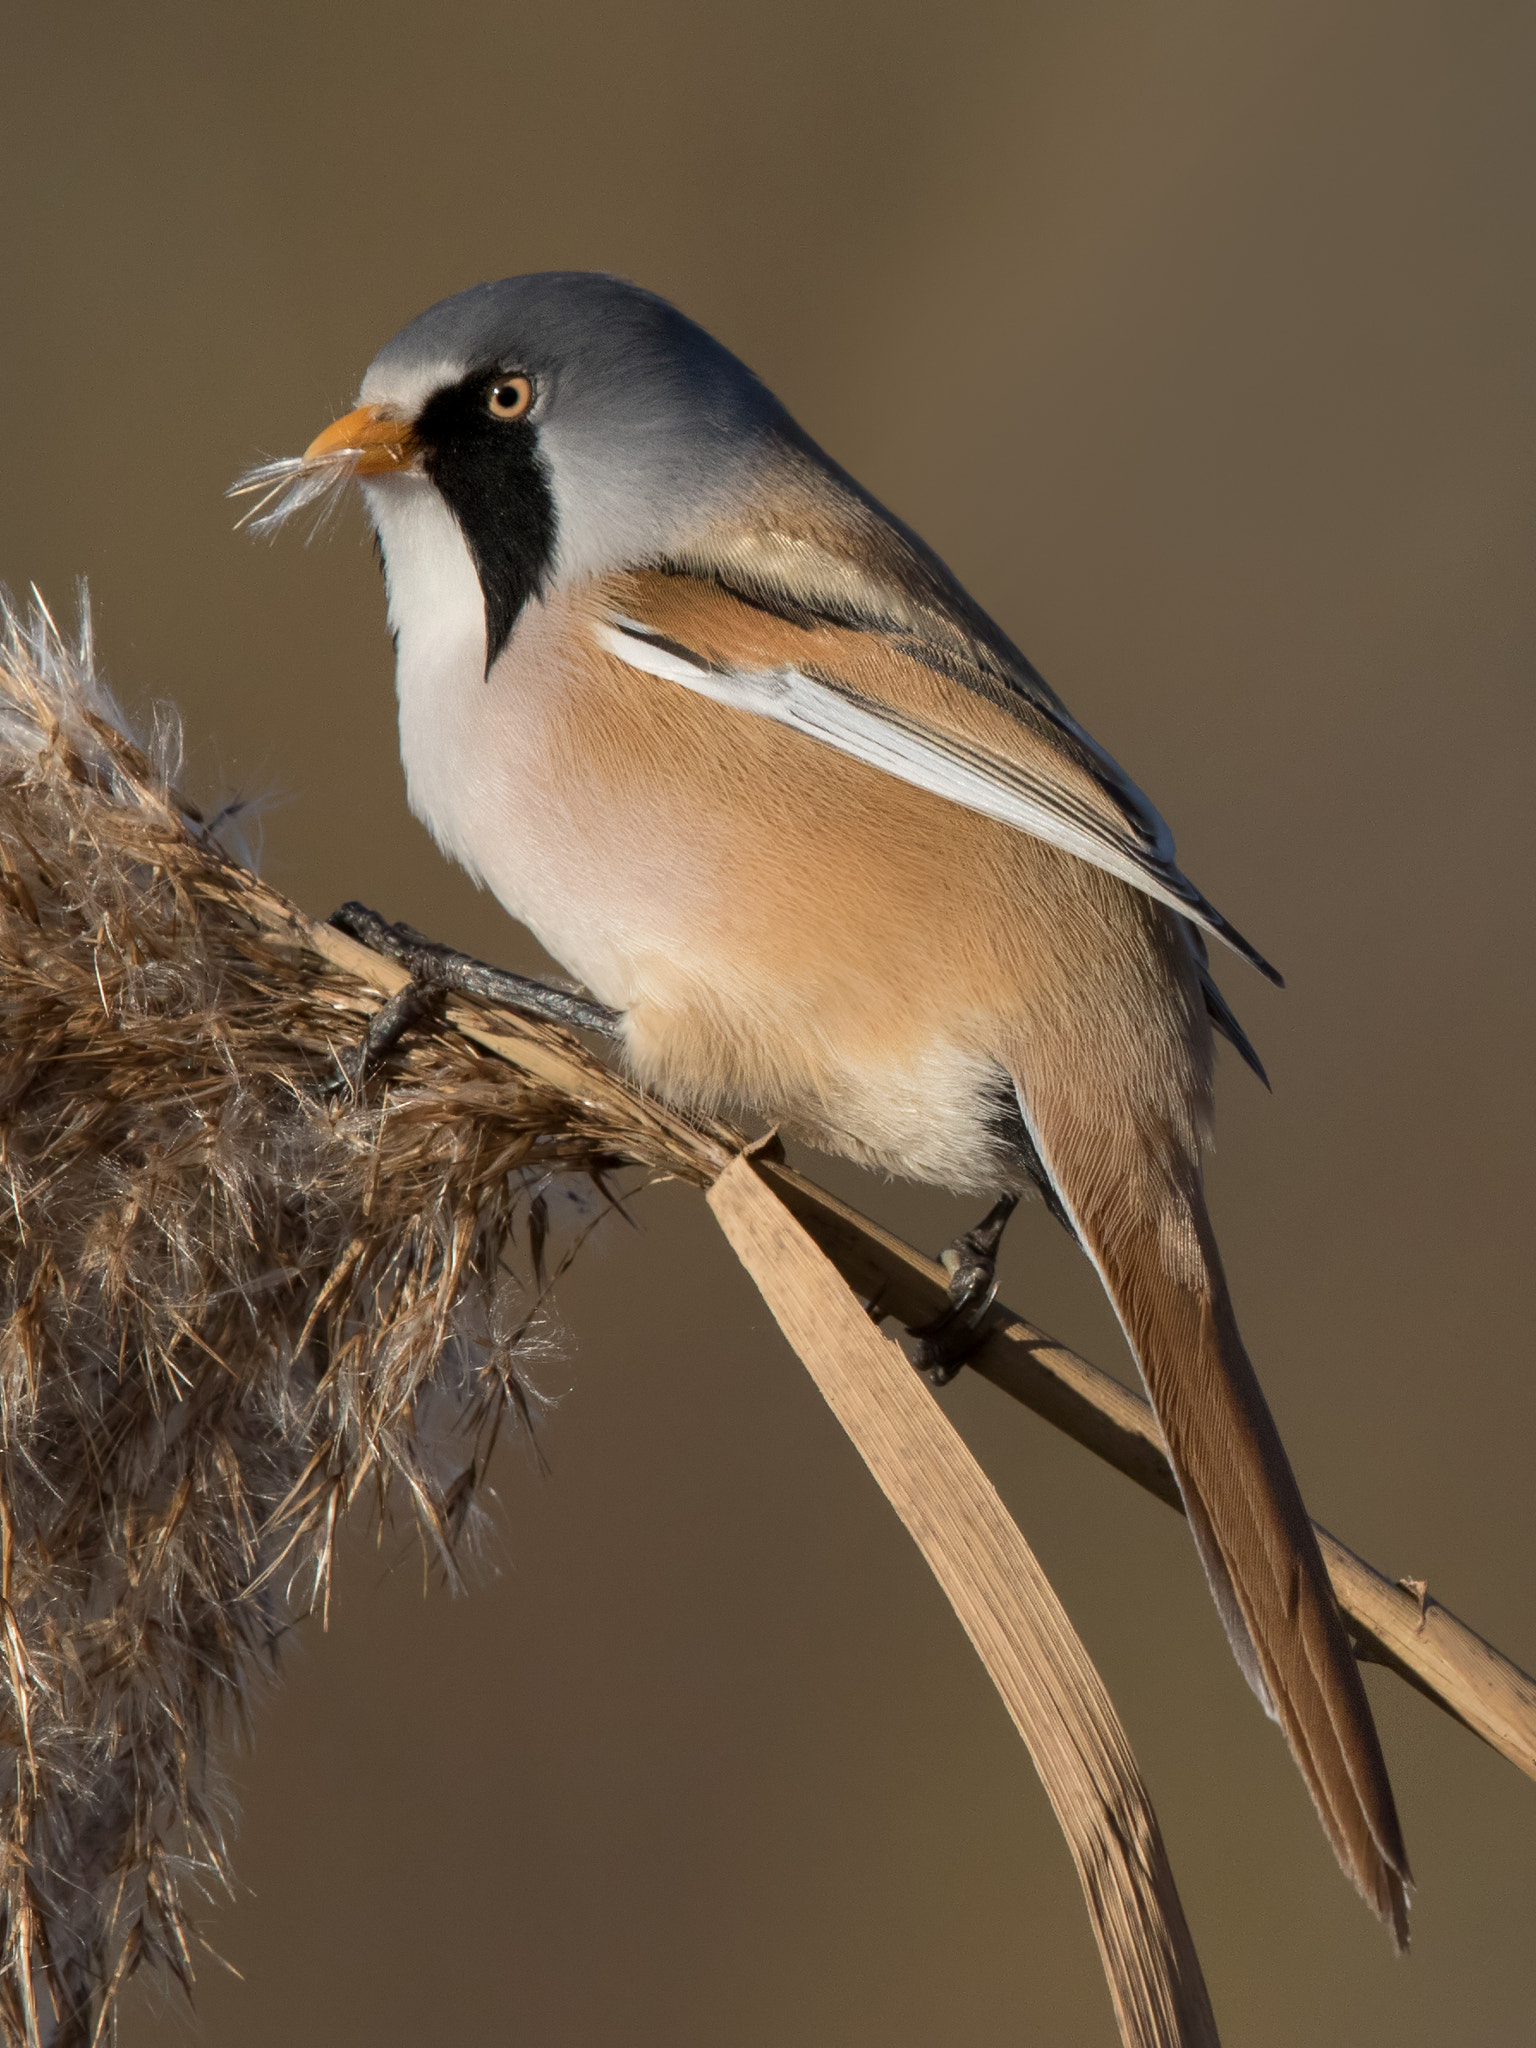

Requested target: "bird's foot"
[
  {"left": 332, "top": 973, "right": 439, "bottom": 1092},
  {"left": 324, "top": 924, "right": 456, "bottom": 1094},
  {"left": 908, "top": 1192, "right": 1020, "bottom": 1385},
  {"left": 328, "top": 902, "right": 621, "bottom": 1038}
]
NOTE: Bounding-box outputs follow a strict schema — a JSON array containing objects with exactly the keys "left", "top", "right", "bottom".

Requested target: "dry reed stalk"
[
  {"left": 710, "top": 1159, "right": 1218, "bottom": 2048},
  {"left": 0, "top": 600, "right": 1217, "bottom": 2047}
]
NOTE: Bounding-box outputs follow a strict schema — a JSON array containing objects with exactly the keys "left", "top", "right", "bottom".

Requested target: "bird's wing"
[{"left": 589, "top": 566, "right": 1279, "bottom": 984}]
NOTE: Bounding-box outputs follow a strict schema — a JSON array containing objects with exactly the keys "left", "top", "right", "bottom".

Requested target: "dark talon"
[
  {"left": 325, "top": 975, "right": 441, "bottom": 1095},
  {"left": 329, "top": 901, "right": 621, "bottom": 1037},
  {"left": 909, "top": 1191, "right": 1020, "bottom": 1384},
  {"left": 362, "top": 976, "right": 440, "bottom": 1069}
]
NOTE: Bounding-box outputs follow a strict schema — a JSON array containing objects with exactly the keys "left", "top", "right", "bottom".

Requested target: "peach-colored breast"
[{"left": 401, "top": 580, "right": 1200, "bottom": 1191}]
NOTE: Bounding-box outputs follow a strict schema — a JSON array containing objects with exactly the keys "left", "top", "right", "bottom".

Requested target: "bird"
[{"left": 234, "top": 270, "right": 1409, "bottom": 1942}]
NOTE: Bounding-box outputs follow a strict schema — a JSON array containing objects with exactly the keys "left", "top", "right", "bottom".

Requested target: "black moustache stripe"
[{"left": 415, "top": 376, "right": 558, "bottom": 673}]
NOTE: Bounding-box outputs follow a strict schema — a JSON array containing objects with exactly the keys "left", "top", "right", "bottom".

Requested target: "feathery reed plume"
[
  {"left": 0, "top": 595, "right": 651, "bottom": 2044},
  {"left": 226, "top": 450, "right": 364, "bottom": 538}
]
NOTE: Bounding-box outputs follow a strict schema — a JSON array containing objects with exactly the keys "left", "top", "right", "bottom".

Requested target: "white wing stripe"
[{"left": 596, "top": 617, "right": 1228, "bottom": 944}]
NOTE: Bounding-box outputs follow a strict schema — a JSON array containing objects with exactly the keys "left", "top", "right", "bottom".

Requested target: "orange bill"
[{"left": 302, "top": 404, "right": 417, "bottom": 475}]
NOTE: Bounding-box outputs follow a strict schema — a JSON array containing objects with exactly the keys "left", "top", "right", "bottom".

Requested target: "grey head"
[{"left": 357, "top": 272, "right": 796, "bottom": 667}]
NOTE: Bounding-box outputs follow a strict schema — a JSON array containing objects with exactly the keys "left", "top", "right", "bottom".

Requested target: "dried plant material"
[
  {"left": 710, "top": 1159, "right": 1219, "bottom": 2048},
  {"left": 0, "top": 599, "right": 685, "bottom": 2045}
]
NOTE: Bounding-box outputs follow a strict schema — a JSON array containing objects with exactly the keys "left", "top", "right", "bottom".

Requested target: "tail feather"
[{"left": 1026, "top": 1101, "right": 1411, "bottom": 1946}]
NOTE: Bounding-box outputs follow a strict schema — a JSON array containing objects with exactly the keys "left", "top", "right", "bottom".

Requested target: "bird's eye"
[{"left": 487, "top": 375, "right": 533, "bottom": 420}]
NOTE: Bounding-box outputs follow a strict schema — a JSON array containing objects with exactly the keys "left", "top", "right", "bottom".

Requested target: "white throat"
[{"left": 362, "top": 476, "right": 490, "bottom": 874}]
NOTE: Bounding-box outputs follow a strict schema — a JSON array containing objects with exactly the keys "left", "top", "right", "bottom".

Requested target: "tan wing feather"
[{"left": 595, "top": 567, "right": 1279, "bottom": 983}]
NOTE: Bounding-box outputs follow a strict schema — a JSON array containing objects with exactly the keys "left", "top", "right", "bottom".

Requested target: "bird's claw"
[
  {"left": 909, "top": 1257, "right": 1002, "bottom": 1384},
  {"left": 325, "top": 973, "right": 441, "bottom": 1096},
  {"left": 906, "top": 1192, "right": 1020, "bottom": 1385}
]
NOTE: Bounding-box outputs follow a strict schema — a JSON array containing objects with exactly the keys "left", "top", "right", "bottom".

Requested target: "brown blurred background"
[{"left": 3, "top": 2, "right": 1533, "bottom": 2041}]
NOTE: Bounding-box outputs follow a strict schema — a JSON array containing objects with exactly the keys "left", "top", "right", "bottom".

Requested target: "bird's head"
[{"left": 232, "top": 271, "right": 789, "bottom": 667}]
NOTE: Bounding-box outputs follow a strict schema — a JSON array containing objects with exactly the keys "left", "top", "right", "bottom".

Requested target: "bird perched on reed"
[{"left": 235, "top": 271, "right": 1409, "bottom": 1942}]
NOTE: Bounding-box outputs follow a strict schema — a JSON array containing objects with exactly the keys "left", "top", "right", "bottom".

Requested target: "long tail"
[{"left": 1023, "top": 1092, "right": 1411, "bottom": 1946}]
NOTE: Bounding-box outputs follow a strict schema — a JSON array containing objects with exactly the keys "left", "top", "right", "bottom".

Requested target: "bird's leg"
[
  {"left": 328, "top": 901, "right": 621, "bottom": 1040},
  {"left": 908, "top": 1191, "right": 1021, "bottom": 1386}
]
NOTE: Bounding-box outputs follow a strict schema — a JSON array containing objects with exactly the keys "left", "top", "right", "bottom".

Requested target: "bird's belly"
[{"left": 395, "top": 591, "right": 1109, "bottom": 1192}]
